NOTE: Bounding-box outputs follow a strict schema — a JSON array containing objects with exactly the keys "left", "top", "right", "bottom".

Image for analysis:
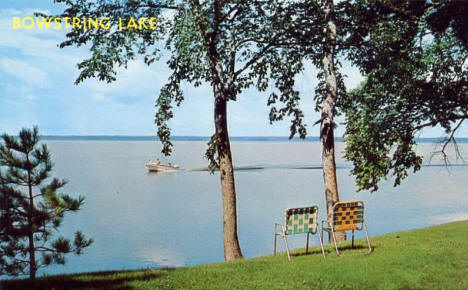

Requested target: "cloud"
[
  {"left": 0, "top": 4, "right": 465, "bottom": 137},
  {"left": 82, "top": 59, "right": 169, "bottom": 101},
  {"left": 90, "top": 93, "right": 111, "bottom": 102},
  {"left": 0, "top": 8, "right": 85, "bottom": 64},
  {"left": 0, "top": 8, "right": 171, "bottom": 101},
  {"left": 0, "top": 57, "right": 50, "bottom": 87}
]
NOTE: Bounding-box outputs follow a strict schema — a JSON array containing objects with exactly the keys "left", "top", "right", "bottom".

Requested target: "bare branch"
[{"left": 429, "top": 118, "right": 466, "bottom": 166}]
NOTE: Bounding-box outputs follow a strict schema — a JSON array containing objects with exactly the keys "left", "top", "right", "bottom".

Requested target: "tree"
[
  {"left": 267, "top": 0, "right": 464, "bottom": 242},
  {"left": 319, "top": 0, "right": 345, "bottom": 242},
  {"left": 0, "top": 127, "right": 92, "bottom": 279},
  {"left": 269, "top": 1, "right": 465, "bottom": 238},
  {"left": 341, "top": 0, "right": 467, "bottom": 192},
  {"left": 267, "top": 0, "right": 349, "bottom": 242},
  {"left": 51, "top": 0, "right": 302, "bottom": 261}
]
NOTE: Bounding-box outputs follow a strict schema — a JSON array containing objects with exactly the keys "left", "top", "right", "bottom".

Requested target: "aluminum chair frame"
[
  {"left": 321, "top": 200, "right": 372, "bottom": 256},
  {"left": 274, "top": 206, "right": 325, "bottom": 260}
]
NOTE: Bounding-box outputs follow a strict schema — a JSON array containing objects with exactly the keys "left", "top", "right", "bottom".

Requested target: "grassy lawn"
[{"left": 2, "top": 220, "right": 467, "bottom": 290}]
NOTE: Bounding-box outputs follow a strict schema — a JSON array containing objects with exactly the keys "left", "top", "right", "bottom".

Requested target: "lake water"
[{"left": 12, "top": 140, "right": 468, "bottom": 276}]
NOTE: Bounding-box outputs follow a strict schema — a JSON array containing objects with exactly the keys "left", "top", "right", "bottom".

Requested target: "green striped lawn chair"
[
  {"left": 274, "top": 206, "right": 325, "bottom": 260},
  {"left": 321, "top": 200, "right": 372, "bottom": 256}
]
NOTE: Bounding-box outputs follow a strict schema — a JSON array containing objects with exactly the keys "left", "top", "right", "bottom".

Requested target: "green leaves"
[
  {"left": 52, "top": 0, "right": 467, "bottom": 196},
  {"left": 205, "top": 133, "right": 221, "bottom": 173},
  {"left": 341, "top": 1, "right": 467, "bottom": 191},
  {"left": 53, "top": 0, "right": 172, "bottom": 85},
  {"left": 262, "top": 0, "right": 466, "bottom": 192},
  {"left": 56, "top": 1, "right": 322, "bottom": 161},
  {"left": 267, "top": 49, "right": 307, "bottom": 139},
  {"left": 426, "top": 0, "right": 468, "bottom": 46},
  {"left": 0, "top": 127, "right": 92, "bottom": 277}
]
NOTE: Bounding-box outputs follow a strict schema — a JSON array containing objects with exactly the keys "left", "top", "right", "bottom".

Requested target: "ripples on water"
[{"left": 12, "top": 141, "right": 468, "bottom": 277}]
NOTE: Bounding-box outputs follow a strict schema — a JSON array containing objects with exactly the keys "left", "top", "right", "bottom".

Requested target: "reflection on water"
[
  {"left": 139, "top": 247, "right": 185, "bottom": 268},
  {"left": 19, "top": 141, "right": 467, "bottom": 276}
]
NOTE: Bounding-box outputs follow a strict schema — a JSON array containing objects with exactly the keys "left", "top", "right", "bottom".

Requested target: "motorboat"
[{"left": 145, "top": 160, "right": 180, "bottom": 172}]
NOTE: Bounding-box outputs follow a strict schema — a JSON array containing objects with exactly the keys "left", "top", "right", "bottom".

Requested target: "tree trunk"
[
  {"left": 213, "top": 84, "right": 243, "bottom": 261},
  {"left": 26, "top": 156, "right": 36, "bottom": 279},
  {"left": 321, "top": 0, "right": 345, "bottom": 243}
]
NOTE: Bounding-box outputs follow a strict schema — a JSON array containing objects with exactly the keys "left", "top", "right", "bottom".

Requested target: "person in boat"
[{"left": 156, "top": 158, "right": 161, "bottom": 165}]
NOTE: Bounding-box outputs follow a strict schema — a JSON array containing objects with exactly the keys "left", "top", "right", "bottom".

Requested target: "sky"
[{"left": 0, "top": 1, "right": 466, "bottom": 137}]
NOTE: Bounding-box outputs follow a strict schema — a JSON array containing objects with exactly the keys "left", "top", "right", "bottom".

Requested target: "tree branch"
[
  {"left": 134, "top": 3, "right": 182, "bottom": 10},
  {"left": 35, "top": 246, "right": 55, "bottom": 252},
  {"left": 413, "top": 114, "right": 468, "bottom": 131},
  {"left": 429, "top": 118, "right": 466, "bottom": 165},
  {"left": 234, "top": 42, "right": 275, "bottom": 78},
  {"left": 219, "top": 2, "right": 242, "bottom": 23}
]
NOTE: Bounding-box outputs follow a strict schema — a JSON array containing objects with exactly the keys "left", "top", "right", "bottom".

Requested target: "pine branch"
[{"left": 34, "top": 246, "right": 55, "bottom": 252}]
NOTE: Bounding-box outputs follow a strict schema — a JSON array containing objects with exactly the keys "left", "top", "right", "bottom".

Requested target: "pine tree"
[{"left": 0, "top": 127, "right": 92, "bottom": 279}]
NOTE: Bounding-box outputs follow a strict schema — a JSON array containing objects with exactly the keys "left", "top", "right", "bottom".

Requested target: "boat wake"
[{"left": 154, "top": 162, "right": 468, "bottom": 173}]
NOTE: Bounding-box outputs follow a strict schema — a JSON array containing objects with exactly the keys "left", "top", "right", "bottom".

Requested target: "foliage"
[
  {"left": 341, "top": 0, "right": 468, "bottom": 191},
  {"left": 50, "top": 1, "right": 467, "bottom": 194},
  {"left": 265, "top": 0, "right": 347, "bottom": 135},
  {"left": 52, "top": 0, "right": 309, "bottom": 168},
  {"left": 3, "top": 221, "right": 468, "bottom": 289},
  {"left": 51, "top": 0, "right": 322, "bottom": 260},
  {"left": 0, "top": 127, "right": 92, "bottom": 277},
  {"left": 263, "top": 0, "right": 467, "bottom": 192}
]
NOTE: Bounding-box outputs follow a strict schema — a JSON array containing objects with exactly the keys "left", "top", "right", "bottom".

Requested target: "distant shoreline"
[{"left": 40, "top": 136, "right": 468, "bottom": 143}]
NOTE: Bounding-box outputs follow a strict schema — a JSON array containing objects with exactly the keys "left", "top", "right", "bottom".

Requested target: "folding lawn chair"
[
  {"left": 321, "top": 200, "right": 372, "bottom": 256},
  {"left": 274, "top": 206, "right": 325, "bottom": 260}
]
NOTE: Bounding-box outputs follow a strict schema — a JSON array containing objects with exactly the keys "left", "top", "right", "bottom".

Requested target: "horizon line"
[
  {"left": 38, "top": 135, "right": 468, "bottom": 142},
  {"left": 38, "top": 134, "right": 468, "bottom": 138}
]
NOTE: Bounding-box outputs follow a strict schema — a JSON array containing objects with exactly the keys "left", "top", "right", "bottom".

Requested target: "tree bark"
[
  {"left": 26, "top": 155, "right": 36, "bottom": 279},
  {"left": 321, "top": 0, "right": 345, "bottom": 243},
  {"left": 199, "top": 0, "right": 242, "bottom": 262},
  {"left": 213, "top": 84, "right": 243, "bottom": 261}
]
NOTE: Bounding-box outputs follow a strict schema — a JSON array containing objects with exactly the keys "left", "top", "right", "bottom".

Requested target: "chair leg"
[
  {"left": 331, "top": 227, "right": 341, "bottom": 256},
  {"left": 306, "top": 232, "right": 310, "bottom": 254},
  {"left": 317, "top": 229, "right": 326, "bottom": 258},
  {"left": 321, "top": 226, "right": 324, "bottom": 245},
  {"left": 283, "top": 235, "right": 291, "bottom": 261},
  {"left": 352, "top": 230, "right": 355, "bottom": 249},
  {"left": 274, "top": 233, "right": 277, "bottom": 256},
  {"left": 363, "top": 222, "right": 372, "bottom": 254}
]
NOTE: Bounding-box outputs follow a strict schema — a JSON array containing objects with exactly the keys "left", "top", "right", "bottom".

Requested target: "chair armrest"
[
  {"left": 321, "top": 220, "right": 332, "bottom": 231},
  {"left": 274, "top": 223, "right": 281, "bottom": 232},
  {"left": 274, "top": 223, "right": 286, "bottom": 235}
]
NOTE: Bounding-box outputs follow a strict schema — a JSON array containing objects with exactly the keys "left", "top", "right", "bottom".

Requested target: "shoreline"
[{"left": 2, "top": 220, "right": 467, "bottom": 289}]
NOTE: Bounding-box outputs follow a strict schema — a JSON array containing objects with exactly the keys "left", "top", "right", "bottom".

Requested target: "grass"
[{"left": 2, "top": 221, "right": 467, "bottom": 290}]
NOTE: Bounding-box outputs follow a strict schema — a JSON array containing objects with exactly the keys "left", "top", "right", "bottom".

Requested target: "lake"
[{"left": 16, "top": 140, "right": 468, "bottom": 276}]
